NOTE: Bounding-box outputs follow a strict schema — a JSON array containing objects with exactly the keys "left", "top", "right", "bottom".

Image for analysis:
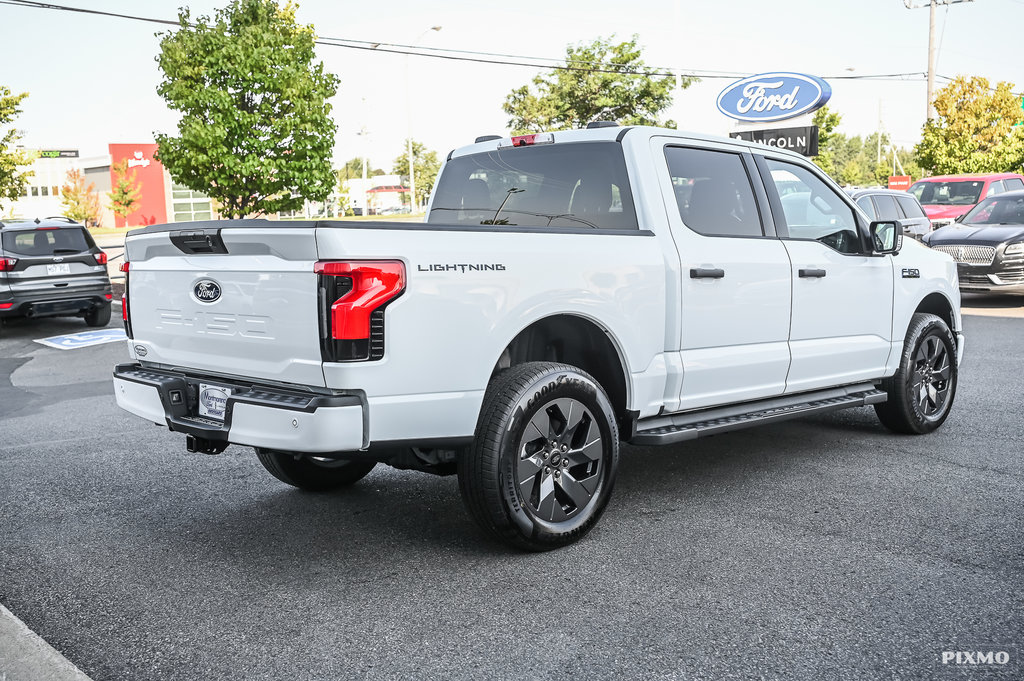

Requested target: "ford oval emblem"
[
  {"left": 717, "top": 72, "right": 832, "bottom": 123},
  {"left": 193, "top": 279, "right": 222, "bottom": 303}
]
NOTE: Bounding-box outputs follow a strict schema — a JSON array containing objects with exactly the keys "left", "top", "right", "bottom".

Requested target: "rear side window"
[
  {"left": 856, "top": 196, "right": 877, "bottom": 219},
  {"left": 665, "top": 146, "right": 763, "bottom": 237},
  {"left": 1004, "top": 178, "right": 1024, "bottom": 191},
  {"left": 896, "top": 195, "right": 926, "bottom": 218},
  {"left": 872, "top": 195, "right": 901, "bottom": 220},
  {"left": 428, "top": 142, "right": 638, "bottom": 230},
  {"left": 1, "top": 228, "right": 94, "bottom": 256}
]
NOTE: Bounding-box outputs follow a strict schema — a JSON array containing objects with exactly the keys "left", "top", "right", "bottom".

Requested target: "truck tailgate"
[{"left": 125, "top": 227, "right": 325, "bottom": 388}]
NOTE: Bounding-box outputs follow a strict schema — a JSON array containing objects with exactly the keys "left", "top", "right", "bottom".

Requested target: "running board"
[{"left": 631, "top": 384, "right": 888, "bottom": 446}]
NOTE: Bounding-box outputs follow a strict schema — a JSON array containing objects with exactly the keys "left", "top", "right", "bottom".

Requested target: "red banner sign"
[{"left": 888, "top": 175, "right": 912, "bottom": 191}]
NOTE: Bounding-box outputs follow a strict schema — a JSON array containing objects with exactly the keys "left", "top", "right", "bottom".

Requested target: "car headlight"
[
  {"left": 1006, "top": 242, "right": 1024, "bottom": 256},
  {"left": 931, "top": 219, "right": 953, "bottom": 230}
]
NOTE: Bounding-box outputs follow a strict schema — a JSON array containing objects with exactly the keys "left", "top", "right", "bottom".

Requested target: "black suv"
[{"left": 0, "top": 218, "right": 114, "bottom": 330}]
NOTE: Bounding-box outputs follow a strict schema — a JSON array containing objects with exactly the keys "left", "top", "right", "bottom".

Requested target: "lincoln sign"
[
  {"left": 717, "top": 72, "right": 832, "bottom": 123},
  {"left": 730, "top": 126, "right": 819, "bottom": 157}
]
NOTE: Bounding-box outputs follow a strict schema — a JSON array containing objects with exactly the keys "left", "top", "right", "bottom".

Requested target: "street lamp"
[
  {"left": 406, "top": 25, "right": 441, "bottom": 214},
  {"left": 356, "top": 123, "right": 370, "bottom": 216}
]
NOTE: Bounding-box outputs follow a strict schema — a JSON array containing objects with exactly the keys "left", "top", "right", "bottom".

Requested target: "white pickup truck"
[{"left": 113, "top": 125, "right": 963, "bottom": 550}]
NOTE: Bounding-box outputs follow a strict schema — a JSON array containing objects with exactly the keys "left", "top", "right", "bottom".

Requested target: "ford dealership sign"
[{"left": 717, "top": 72, "right": 832, "bottom": 123}]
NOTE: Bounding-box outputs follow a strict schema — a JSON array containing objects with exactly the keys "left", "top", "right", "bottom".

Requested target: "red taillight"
[
  {"left": 500, "top": 132, "right": 555, "bottom": 148},
  {"left": 314, "top": 260, "right": 405, "bottom": 340},
  {"left": 105, "top": 293, "right": 113, "bottom": 300},
  {"left": 94, "top": 251, "right": 108, "bottom": 265},
  {"left": 0, "top": 257, "right": 16, "bottom": 272},
  {"left": 119, "top": 260, "right": 132, "bottom": 337},
  {"left": 0, "top": 302, "right": 13, "bottom": 310}
]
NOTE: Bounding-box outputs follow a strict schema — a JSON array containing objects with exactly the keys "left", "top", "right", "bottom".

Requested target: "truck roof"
[
  {"left": 448, "top": 125, "right": 810, "bottom": 163},
  {"left": 913, "top": 172, "right": 1024, "bottom": 182}
]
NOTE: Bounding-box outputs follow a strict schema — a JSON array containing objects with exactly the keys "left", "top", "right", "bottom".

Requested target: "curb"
[{"left": 0, "top": 604, "right": 92, "bottom": 681}]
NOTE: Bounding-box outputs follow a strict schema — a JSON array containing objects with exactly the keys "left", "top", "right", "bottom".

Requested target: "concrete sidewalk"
[{"left": 0, "top": 605, "right": 92, "bottom": 681}]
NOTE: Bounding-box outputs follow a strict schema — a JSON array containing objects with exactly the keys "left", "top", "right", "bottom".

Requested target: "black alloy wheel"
[
  {"left": 458, "top": 362, "right": 619, "bottom": 550},
  {"left": 875, "top": 312, "right": 958, "bottom": 434}
]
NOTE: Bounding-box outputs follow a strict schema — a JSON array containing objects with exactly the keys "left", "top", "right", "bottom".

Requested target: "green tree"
[
  {"left": 108, "top": 160, "right": 142, "bottom": 225},
  {"left": 0, "top": 86, "right": 37, "bottom": 208},
  {"left": 335, "top": 178, "right": 353, "bottom": 217},
  {"left": 503, "top": 36, "right": 690, "bottom": 134},
  {"left": 393, "top": 140, "right": 440, "bottom": 209},
  {"left": 60, "top": 169, "right": 102, "bottom": 226},
  {"left": 916, "top": 75, "right": 1024, "bottom": 175},
  {"left": 336, "top": 158, "right": 384, "bottom": 182},
  {"left": 154, "top": 0, "right": 339, "bottom": 218},
  {"left": 811, "top": 106, "right": 842, "bottom": 177}
]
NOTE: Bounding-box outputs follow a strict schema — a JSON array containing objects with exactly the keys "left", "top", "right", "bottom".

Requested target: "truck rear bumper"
[{"left": 112, "top": 363, "right": 365, "bottom": 453}]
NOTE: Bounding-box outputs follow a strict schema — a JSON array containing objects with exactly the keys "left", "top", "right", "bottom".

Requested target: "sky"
[{"left": 2, "top": 0, "right": 1023, "bottom": 171}]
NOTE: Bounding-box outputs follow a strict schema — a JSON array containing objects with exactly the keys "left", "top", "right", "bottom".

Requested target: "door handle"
[
  {"left": 690, "top": 267, "right": 725, "bottom": 279},
  {"left": 798, "top": 268, "right": 827, "bottom": 278}
]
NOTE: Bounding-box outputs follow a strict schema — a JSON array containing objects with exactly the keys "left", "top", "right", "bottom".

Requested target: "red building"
[{"left": 108, "top": 144, "right": 168, "bottom": 228}]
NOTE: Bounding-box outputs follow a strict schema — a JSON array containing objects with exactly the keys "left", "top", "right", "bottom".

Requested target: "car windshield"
[
  {"left": 428, "top": 141, "right": 639, "bottom": 230},
  {"left": 1, "top": 227, "right": 93, "bottom": 255},
  {"left": 961, "top": 194, "right": 1024, "bottom": 225},
  {"left": 909, "top": 180, "right": 984, "bottom": 206}
]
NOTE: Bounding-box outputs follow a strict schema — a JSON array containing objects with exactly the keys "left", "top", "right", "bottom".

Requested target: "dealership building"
[
  {"left": 8, "top": 144, "right": 215, "bottom": 227},
  {"left": 8, "top": 144, "right": 403, "bottom": 225}
]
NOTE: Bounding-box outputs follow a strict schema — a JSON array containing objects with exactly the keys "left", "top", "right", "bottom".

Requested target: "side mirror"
[{"left": 870, "top": 220, "right": 902, "bottom": 255}]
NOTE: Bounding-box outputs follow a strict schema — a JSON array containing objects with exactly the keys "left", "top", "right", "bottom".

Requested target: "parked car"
[
  {"left": 923, "top": 189, "right": 1024, "bottom": 293},
  {"left": 847, "top": 188, "right": 931, "bottom": 240},
  {"left": 0, "top": 218, "right": 113, "bottom": 331},
  {"left": 113, "top": 125, "right": 962, "bottom": 550},
  {"left": 909, "top": 173, "right": 1024, "bottom": 231}
]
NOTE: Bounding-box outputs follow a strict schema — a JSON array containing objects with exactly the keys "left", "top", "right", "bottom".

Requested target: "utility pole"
[
  {"left": 405, "top": 26, "right": 441, "bottom": 214},
  {"left": 356, "top": 119, "right": 369, "bottom": 217},
  {"left": 903, "top": 0, "right": 973, "bottom": 120},
  {"left": 877, "top": 100, "right": 883, "bottom": 165}
]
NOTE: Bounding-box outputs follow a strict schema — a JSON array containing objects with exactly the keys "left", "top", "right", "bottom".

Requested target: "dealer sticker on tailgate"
[{"left": 198, "top": 383, "right": 232, "bottom": 420}]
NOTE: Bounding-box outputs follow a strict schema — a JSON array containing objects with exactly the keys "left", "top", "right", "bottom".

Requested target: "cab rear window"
[
  {"left": 428, "top": 142, "right": 639, "bottom": 230},
  {"left": 2, "top": 228, "right": 94, "bottom": 256}
]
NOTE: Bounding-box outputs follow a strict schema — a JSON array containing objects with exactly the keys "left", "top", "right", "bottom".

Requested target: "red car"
[{"left": 909, "top": 172, "right": 1024, "bottom": 230}]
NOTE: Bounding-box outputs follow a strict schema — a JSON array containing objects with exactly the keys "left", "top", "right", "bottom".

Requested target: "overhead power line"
[{"left": 0, "top": 0, "right": 949, "bottom": 83}]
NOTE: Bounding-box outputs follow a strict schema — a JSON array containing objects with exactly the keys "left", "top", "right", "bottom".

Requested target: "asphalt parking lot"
[{"left": 1, "top": 307, "right": 1021, "bottom": 681}]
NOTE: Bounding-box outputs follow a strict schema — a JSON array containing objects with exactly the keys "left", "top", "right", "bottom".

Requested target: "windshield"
[
  {"left": 428, "top": 141, "right": 638, "bottom": 230},
  {"left": 1, "top": 227, "right": 94, "bottom": 255},
  {"left": 909, "top": 180, "right": 984, "bottom": 206},
  {"left": 961, "top": 194, "right": 1024, "bottom": 225}
]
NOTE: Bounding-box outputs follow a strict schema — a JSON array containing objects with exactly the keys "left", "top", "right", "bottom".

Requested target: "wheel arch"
[
  {"left": 490, "top": 313, "right": 633, "bottom": 432},
  {"left": 912, "top": 291, "right": 959, "bottom": 336}
]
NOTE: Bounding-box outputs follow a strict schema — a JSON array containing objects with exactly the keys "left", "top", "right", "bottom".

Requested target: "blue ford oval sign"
[
  {"left": 193, "top": 279, "right": 222, "bottom": 303},
  {"left": 717, "top": 72, "right": 831, "bottom": 123}
]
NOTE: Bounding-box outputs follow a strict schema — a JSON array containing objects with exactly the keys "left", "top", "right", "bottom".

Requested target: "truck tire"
[
  {"left": 255, "top": 449, "right": 376, "bottom": 491},
  {"left": 458, "top": 362, "right": 619, "bottom": 551},
  {"left": 84, "top": 303, "right": 111, "bottom": 327},
  {"left": 875, "top": 312, "right": 958, "bottom": 434}
]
